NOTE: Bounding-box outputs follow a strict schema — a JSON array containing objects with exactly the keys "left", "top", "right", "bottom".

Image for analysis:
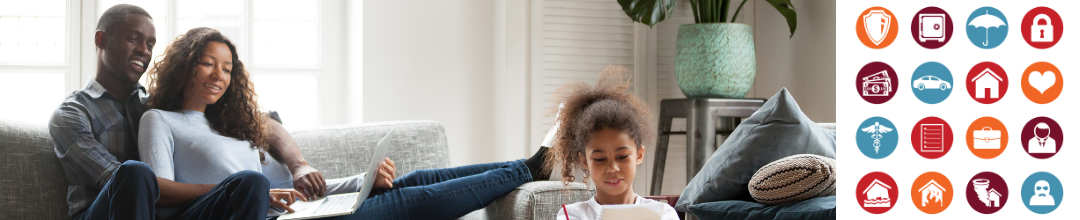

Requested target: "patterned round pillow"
[{"left": 748, "top": 154, "right": 836, "bottom": 205}]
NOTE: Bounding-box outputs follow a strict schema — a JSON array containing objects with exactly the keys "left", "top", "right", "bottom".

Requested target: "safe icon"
[{"left": 1032, "top": 14, "right": 1053, "bottom": 42}]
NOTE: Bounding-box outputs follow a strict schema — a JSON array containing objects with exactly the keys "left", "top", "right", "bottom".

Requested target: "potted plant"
[{"left": 618, "top": 0, "right": 796, "bottom": 98}]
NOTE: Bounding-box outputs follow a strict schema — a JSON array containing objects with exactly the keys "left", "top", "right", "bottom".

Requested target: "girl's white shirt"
[{"left": 555, "top": 194, "right": 680, "bottom": 220}]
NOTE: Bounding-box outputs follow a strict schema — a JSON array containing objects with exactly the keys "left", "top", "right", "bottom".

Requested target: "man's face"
[{"left": 99, "top": 14, "right": 156, "bottom": 84}]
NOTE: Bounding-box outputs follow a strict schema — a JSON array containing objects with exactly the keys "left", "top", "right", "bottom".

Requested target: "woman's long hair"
[{"left": 146, "top": 27, "right": 269, "bottom": 152}]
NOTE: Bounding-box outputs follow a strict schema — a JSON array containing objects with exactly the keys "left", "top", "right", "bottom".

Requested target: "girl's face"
[
  {"left": 182, "top": 41, "right": 232, "bottom": 111},
  {"left": 582, "top": 127, "right": 644, "bottom": 203}
]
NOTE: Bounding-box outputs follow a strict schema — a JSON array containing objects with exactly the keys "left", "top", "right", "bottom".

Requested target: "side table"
[{"left": 649, "top": 98, "right": 765, "bottom": 196}]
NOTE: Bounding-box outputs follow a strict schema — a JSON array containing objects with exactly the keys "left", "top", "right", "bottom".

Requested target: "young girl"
[{"left": 548, "top": 66, "right": 679, "bottom": 220}]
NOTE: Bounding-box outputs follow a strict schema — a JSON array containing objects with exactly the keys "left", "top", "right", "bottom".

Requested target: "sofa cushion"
[
  {"left": 748, "top": 154, "right": 836, "bottom": 204},
  {"left": 688, "top": 196, "right": 836, "bottom": 220},
  {"left": 289, "top": 120, "right": 451, "bottom": 179},
  {"left": 0, "top": 120, "right": 69, "bottom": 220},
  {"left": 675, "top": 88, "right": 836, "bottom": 211}
]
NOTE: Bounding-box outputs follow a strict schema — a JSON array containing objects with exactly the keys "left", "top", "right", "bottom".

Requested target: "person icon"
[
  {"left": 1030, "top": 180, "right": 1056, "bottom": 206},
  {"left": 1027, "top": 122, "right": 1057, "bottom": 153}
]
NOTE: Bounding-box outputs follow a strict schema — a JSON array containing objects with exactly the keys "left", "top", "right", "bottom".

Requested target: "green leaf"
[
  {"left": 765, "top": 0, "right": 797, "bottom": 38},
  {"left": 617, "top": 0, "right": 677, "bottom": 27},
  {"left": 730, "top": 0, "right": 748, "bottom": 23}
]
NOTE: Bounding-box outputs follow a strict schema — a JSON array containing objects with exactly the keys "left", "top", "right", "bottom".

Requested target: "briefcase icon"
[{"left": 973, "top": 127, "right": 1001, "bottom": 149}]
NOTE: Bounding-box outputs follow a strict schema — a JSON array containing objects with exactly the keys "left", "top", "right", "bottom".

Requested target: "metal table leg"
[{"left": 686, "top": 101, "right": 716, "bottom": 184}]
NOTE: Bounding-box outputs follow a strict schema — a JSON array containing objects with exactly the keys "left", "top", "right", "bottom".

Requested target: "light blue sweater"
[{"left": 138, "top": 109, "right": 363, "bottom": 218}]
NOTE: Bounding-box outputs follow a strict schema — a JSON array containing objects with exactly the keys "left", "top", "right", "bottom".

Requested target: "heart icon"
[{"left": 1028, "top": 71, "right": 1057, "bottom": 94}]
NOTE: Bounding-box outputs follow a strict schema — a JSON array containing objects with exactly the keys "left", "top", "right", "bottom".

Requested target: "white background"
[{"left": 838, "top": 0, "right": 1075, "bottom": 218}]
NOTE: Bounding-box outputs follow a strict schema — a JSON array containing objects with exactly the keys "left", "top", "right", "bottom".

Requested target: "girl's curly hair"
[
  {"left": 543, "top": 66, "right": 655, "bottom": 185},
  {"left": 146, "top": 27, "right": 270, "bottom": 154}
]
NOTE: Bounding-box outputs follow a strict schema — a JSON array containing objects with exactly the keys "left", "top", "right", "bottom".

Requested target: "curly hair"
[
  {"left": 146, "top": 27, "right": 270, "bottom": 154},
  {"left": 543, "top": 66, "right": 655, "bottom": 185}
]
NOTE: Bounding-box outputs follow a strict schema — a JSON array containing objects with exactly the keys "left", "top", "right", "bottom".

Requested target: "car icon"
[{"left": 913, "top": 75, "right": 951, "bottom": 90}]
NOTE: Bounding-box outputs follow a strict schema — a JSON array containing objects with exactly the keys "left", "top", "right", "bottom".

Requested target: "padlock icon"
[{"left": 1032, "top": 14, "right": 1054, "bottom": 42}]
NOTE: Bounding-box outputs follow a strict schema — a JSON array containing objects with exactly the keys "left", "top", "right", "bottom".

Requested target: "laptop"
[
  {"left": 598, "top": 203, "right": 665, "bottom": 220},
  {"left": 276, "top": 128, "right": 396, "bottom": 220}
]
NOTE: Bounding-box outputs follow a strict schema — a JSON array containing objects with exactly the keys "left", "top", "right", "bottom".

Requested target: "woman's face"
[
  {"left": 582, "top": 128, "right": 644, "bottom": 202},
  {"left": 184, "top": 41, "right": 233, "bottom": 110}
]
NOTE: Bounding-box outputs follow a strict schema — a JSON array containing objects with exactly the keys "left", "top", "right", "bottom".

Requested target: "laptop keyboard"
[{"left": 313, "top": 193, "right": 360, "bottom": 214}]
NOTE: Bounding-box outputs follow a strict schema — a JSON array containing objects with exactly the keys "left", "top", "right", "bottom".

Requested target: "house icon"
[
  {"left": 862, "top": 179, "right": 893, "bottom": 207},
  {"left": 919, "top": 180, "right": 946, "bottom": 207},
  {"left": 986, "top": 188, "right": 1002, "bottom": 207},
  {"left": 971, "top": 68, "right": 1003, "bottom": 99}
]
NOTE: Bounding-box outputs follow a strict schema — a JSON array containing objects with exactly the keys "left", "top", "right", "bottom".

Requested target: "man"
[{"left": 49, "top": 4, "right": 327, "bottom": 219}]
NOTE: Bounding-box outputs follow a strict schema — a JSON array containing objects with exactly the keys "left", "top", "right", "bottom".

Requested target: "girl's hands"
[
  {"left": 373, "top": 158, "right": 396, "bottom": 189},
  {"left": 269, "top": 188, "right": 306, "bottom": 213}
]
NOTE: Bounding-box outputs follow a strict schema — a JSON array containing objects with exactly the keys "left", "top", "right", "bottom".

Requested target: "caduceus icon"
[{"left": 861, "top": 122, "right": 893, "bottom": 153}]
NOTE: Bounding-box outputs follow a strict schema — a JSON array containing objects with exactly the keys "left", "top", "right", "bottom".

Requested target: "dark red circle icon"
[
  {"left": 910, "top": 7, "right": 953, "bottom": 49},
  {"left": 856, "top": 62, "right": 898, "bottom": 104},
  {"left": 1021, "top": 7, "right": 1063, "bottom": 49},
  {"left": 966, "top": 172, "right": 1008, "bottom": 214},
  {"left": 857, "top": 172, "right": 898, "bottom": 214},
  {"left": 911, "top": 116, "right": 953, "bottom": 159},
  {"left": 1021, "top": 117, "right": 1063, "bottom": 159},
  {"left": 966, "top": 62, "right": 1008, "bottom": 104}
]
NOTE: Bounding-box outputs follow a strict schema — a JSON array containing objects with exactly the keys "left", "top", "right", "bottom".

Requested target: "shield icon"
[{"left": 863, "top": 10, "right": 892, "bottom": 45}]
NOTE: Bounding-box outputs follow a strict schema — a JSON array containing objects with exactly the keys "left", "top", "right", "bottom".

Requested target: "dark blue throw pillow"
[
  {"left": 675, "top": 88, "right": 837, "bottom": 211},
  {"left": 688, "top": 196, "right": 835, "bottom": 220}
]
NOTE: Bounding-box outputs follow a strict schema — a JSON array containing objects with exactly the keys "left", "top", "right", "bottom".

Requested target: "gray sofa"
[{"left": 0, "top": 119, "right": 593, "bottom": 219}]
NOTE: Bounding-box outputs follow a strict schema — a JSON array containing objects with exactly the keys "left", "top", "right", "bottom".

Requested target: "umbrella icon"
[{"left": 968, "top": 10, "right": 1006, "bottom": 46}]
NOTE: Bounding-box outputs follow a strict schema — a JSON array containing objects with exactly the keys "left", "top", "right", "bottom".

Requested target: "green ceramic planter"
[{"left": 675, "top": 23, "right": 756, "bottom": 98}]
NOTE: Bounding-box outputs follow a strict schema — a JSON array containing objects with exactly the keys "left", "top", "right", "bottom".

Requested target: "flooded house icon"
[{"left": 862, "top": 179, "right": 893, "bottom": 207}]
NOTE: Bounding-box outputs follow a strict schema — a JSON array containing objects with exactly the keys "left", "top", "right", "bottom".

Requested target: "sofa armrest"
[{"left": 477, "top": 181, "right": 595, "bottom": 220}]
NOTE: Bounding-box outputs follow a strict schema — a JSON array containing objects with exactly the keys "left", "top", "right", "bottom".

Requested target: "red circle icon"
[
  {"left": 855, "top": 62, "right": 899, "bottom": 104},
  {"left": 966, "top": 62, "right": 1008, "bottom": 104},
  {"left": 1020, "top": 117, "right": 1063, "bottom": 159},
  {"left": 857, "top": 172, "right": 899, "bottom": 214},
  {"left": 965, "top": 172, "right": 1008, "bottom": 214},
  {"left": 911, "top": 117, "right": 953, "bottom": 159},
  {"left": 1021, "top": 7, "right": 1063, "bottom": 49},
  {"left": 910, "top": 7, "right": 953, "bottom": 49}
]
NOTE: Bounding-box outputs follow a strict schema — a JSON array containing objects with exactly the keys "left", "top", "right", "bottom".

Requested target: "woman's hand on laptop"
[
  {"left": 270, "top": 188, "right": 306, "bottom": 213},
  {"left": 374, "top": 158, "right": 397, "bottom": 189}
]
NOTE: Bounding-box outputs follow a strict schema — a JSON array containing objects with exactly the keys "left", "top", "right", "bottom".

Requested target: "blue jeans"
[
  {"left": 75, "top": 160, "right": 159, "bottom": 220},
  {"left": 323, "top": 159, "right": 532, "bottom": 220},
  {"left": 167, "top": 170, "right": 271, "bottom": 220}
]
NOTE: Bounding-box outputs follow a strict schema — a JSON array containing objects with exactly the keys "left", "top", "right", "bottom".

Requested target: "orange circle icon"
[
  {"left": 1021, "top": 62, "right": 1063, "bottom": 104},
  {"left": 857, "top": 7, "right": 900, "bottom": 49},
  {"left": 910, "top": 172, "right": 953, "bottom": 214},
  {"left": 966, "top": 117, "right": 1008, "bottom": 159}
]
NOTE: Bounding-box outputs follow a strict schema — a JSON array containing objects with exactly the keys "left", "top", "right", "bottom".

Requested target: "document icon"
[{"left": 922, "top": 124, "right": 944, "bottom": 152}]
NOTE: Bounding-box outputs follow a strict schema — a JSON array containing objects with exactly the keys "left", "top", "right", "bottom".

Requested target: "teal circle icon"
[
  {"left": 1022, "top": 172, "right": 1062, "bottom": 214},
  {"left": 966, "top": 7, "right": 1008, "bottom": 49},
  {"left": 910, "top": 62, "right": 953, "bottom": 104},
  {"left": 857, "top": 116, "right": 898, "bottom": 159}
]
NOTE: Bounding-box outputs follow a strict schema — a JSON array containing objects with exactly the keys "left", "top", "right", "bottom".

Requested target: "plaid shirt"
[{"left": 49, "top": 78, "right": 147, "bottom": 217}]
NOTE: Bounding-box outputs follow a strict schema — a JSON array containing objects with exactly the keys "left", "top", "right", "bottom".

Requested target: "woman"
[{"left": 138, "top": 27, "right": 552, "bottom": 220}]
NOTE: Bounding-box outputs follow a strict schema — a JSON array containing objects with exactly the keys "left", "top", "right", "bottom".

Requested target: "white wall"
[
  {"left": 361, "top": 0, "right": 837, "bottom": 172},
  {"left": 753, "top": 0, "right": 837, "bottom": 123},
  {"left": 363, "top": 1, "right": 499, "bottom": 166}
]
